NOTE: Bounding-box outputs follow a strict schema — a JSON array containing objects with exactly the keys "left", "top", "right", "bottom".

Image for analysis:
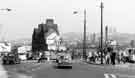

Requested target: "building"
[
  {"left": 0, "top": 42, "right": 11, "bottom": 53},
  {"left": 32, "top": 19, "right": 60, "bottom": 52},
  {"left": 18, "top": 46, "right": 31, "bottom": 53}
]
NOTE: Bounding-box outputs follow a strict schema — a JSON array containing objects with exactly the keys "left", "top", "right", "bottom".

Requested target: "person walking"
[
  {"left": 111, "top": 51, "right": 116, "bottom": 65},
  {"left": 105, "top": 52, "right": 110, "bottom": 64}
]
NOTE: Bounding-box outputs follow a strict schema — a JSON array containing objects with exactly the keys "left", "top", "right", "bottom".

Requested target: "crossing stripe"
[
  {"left": 104, "top": 73, "right": 117, "bottom": 78},
  {"left": 104, "top": 73, "right": 135, "bottom": 78},
  {"left": 104, "top": 74, "right": 110, "bottom": 78},
  {"left": 110, "top": 74, "right": 117, "bottom": 78}
]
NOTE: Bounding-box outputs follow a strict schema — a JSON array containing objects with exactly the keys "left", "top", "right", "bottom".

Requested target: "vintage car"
[
  {"left": 2, "top": 53, "right": 21, "bottom": 65},
  {"left": 56, "top": 53, "right": 72, "bottom": 67}
]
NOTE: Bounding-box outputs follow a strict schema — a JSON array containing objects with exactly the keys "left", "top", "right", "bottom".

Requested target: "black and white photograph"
[{"left": 0, "top": 0, "right": 134, "bottom": 78}]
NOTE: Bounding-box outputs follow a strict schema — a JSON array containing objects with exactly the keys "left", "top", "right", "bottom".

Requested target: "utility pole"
[
  {"left": 100, "top": 2, "right": 104, "bottom": 64},
  {"left": 73, "top": 9, "right": 87, "bottom": 60},
  {"left": 83, "top": 9, "right": 87, "bottom": 60},
  {"left": 105, "top": 26, "right": 108, "bottom": 45}
]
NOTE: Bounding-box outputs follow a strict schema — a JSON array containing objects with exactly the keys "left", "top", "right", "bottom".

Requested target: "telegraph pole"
[
  {"left": 73, "top": 9, "right": 87, "bottom": 60},
  {"left": 105, "top": 26, "right": 108, "bottom": 45},
  {"left": 100, "top": 2, "right": 104, "bottom": 64},
  {"left": 83, "top": 9, "right": 87, "bottom": 60}
]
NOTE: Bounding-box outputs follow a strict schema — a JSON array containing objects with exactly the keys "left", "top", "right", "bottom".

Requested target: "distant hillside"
[
  {"left": 61, "top": 32, "right": 135, "bottom": 45},
  {"left": 9, "top": 38, "right": 32, "bottom": 46},
  {"left": 108, "top": 33, "right": 135, "bottom": 45},
  {"left": 61, "top": 32, "right": 83, "bottom": 41}
]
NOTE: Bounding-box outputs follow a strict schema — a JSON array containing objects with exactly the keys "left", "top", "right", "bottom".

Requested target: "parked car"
[
  {"left": 18, "top": 53, "right": 27, "bottom": 61},
  {"left": 2, "top": 53, "right": 21, "bottom": 65}
]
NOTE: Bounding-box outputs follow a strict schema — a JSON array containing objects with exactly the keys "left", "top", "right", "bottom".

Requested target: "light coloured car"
[{"left": 18, "top": 53, "right": 27, "bottom": 61}]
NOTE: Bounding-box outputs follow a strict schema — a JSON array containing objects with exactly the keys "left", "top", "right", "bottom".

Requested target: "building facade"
[{"left": 32, "top": 19, "right": 60, "bottom": 52}]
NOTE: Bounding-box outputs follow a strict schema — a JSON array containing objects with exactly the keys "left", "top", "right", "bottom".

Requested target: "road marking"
[
  {"left": 104, "top": 73, "right": 117, "bottom": 78},
  {"left": 104, "top": 74, "right": 110, "bottom": 78},
  {"left": 110, "top": 74, "right": 117, "bottom": 78}
]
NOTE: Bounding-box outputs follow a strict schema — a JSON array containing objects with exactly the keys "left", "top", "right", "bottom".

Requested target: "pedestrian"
[
  {"left": 37, "top": 52, "right": 43, "bottom": 63},
  {"left": 105, "top": 52, "right": 110, "bottom": 64},
  {"left": 117, "top": 51, "right": 122, "bottom": 64},
  {"left": 110, "top": 51, "right": 116, "bottom": 65},
  {"left": 88, "top": 52, "right": 92, "bottom": 62}
]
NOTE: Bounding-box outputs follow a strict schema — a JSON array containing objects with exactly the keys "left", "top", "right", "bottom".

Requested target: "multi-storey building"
[{"left": 32, "top": 19, "right": 60, "bottom": 52}]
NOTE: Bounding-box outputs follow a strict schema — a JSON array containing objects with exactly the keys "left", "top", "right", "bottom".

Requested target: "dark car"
[
  {"left": 56, "top": 54, "right": 72, "bottom": 68},
  {"left": 2, "top": 53, "right": 21, "bottom": 65}
]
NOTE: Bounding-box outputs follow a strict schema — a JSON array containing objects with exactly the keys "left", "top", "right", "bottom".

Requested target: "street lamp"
[
  {"left": 83, "top": 9, "right": 87, "bottom": 60},
  {"left": 100, "top": 1, "right": 104, "bottom": 64},
  {"left": 0, "top": 8, "right": 12, "bottom": 11},
  {"left": 73, "top": 9, "right": 87, "bottom": 60},
  {"left": 0, "top": 8, "right": 12, "bottom": 42}
]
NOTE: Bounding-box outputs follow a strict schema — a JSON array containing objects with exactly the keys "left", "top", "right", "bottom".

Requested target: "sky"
[{"left": 0, "top": 0, "right": 134, "bottom": 40}]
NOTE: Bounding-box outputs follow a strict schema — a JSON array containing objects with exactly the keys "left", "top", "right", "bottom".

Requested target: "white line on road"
[
  {"left": 110, "top": 74, "right": 117, "bottom": 78},
  {"left": 104, "top": 73, "right": 117, "bottom": 78},
  {"left": 105, "top": 73, "right": 135, "bottom": 78},
  {"left": 104, "top": 74, "right": 110, "bottom": 78}
]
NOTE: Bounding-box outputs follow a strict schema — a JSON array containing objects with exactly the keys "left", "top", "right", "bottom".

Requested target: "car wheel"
[{"left": 3, "top": 60, "right": 6, "bottom": 64}]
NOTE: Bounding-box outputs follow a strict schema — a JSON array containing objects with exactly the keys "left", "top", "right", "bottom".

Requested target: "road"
[{"left": 1, "top": 60, "right": 135, "bottom": 78}]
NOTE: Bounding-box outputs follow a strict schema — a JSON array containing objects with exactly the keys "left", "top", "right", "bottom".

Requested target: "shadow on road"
[{"left": 53, "top": 65, "right": 72, "bottom": 69}]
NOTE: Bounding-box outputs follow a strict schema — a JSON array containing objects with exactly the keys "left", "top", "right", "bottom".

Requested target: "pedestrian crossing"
[{"left": 104, "top": 73, "right": 117, "bottom": 78}]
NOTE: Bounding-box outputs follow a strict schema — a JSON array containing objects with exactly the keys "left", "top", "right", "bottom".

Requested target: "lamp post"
[
  {"left": 100, "top": 1, "right": 104, "bottom": 64},
  {"left": 73, "top": 9, "right": 87, "bottom": 60},
  {"left": 83, "top": 9, "right": 87, "bottom": 60},
  {"left": 0, "top": 8, "right": 12, "bottom": 11}
]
